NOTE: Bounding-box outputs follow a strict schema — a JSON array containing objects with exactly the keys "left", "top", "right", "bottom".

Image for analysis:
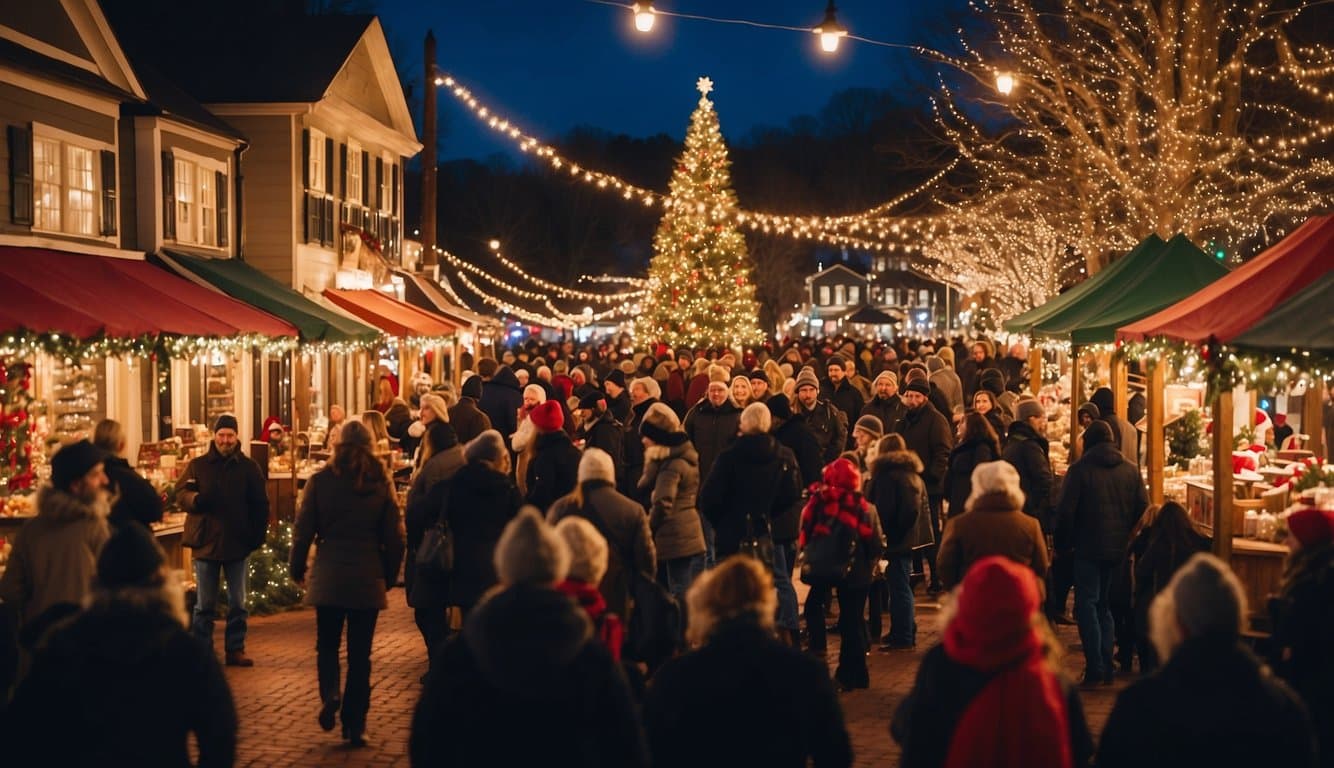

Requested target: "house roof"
[
  {"left": 807, "top": 263, "right": 867, "bottom": 283},
  {"left": 0, "top": 36, "right": 137, "bottom": 103},
  {"left": 119, "top": 59, "right": 246, "bottom": 141}
]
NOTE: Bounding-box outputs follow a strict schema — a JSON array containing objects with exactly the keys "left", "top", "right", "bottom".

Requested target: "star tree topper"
[{"left": 696, "top": 76, "right": 713, "bottom": 96}]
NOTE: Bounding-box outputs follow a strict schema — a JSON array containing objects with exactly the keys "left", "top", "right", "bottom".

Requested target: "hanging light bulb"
[
  {"left": 995, "top": 71, "right": 1015, "bottom": 95},
  {"left": 812, "top": 1, "right": 847, "bottom": 54},
  {"left": 632, "top": 2, "right": 656, "bottom": 33}
]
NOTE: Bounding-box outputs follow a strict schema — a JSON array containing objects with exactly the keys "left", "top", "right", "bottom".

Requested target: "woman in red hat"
[{"left": 523, "top": 399, "right": 580, "bottom": 514}]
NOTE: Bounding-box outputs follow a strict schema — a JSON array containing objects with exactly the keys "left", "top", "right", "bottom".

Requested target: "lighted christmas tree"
[
  {"left": 636, "top": 77, "right": 762, "bottom": 351},
  {"left": 1, "top": 359, "right": 36, "bottom": 494}
]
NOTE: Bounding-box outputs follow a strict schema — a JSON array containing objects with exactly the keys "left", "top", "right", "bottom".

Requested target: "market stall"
[{"left": 397, "top": 270, "right": 495, "bottom": 387}]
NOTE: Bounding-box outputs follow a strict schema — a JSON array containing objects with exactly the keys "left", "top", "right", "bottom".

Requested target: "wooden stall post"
[
  {"left": 1212, "top": 388, "right": 1235, "bottom": 560},
  {"left": 1146, "top": 361, "right": 1166, "bottom": 504},
  {"left": 1304, "top": 375, "right": 1326, "bottom": 458},
  {"left": 1112, "top": 355, "right": 1129, "bottom": 420},
  {"left": 293, "top": 352, "right": 310, "bottom": 434},
  {"left": 1070, "top": 345, "right": 1084, "bottom": 461},
  {"left": 432, "top": 345, "right": 444, "bottom": 385},
  {"left": 452, "top": 337, "right": 462, "bottom": 390},
  {"left": 1028, "top": 346, "right": 1043, "bottom": 397},
  {"left": 398, "top": 344, "right": 413, "bottom": 395}
]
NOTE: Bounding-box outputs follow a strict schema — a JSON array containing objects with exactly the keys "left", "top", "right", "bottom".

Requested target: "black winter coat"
[
  {"left": 893, "top": 403, "right": 953, "bottom": 497},
  {"left": 411, "top": 584, "right": 647, "bottom": 767},
  {"left": 1268, "top": 545, "right": 1334, "bottom": 768},
  {"left": 607, "top": 391, "right": 633, "bottom": 425},
  {"left": 644, "top": 619, "right": 852, "bottom": 768},
  {"left": 944, "top": 437, "right": 1000, "bottom": 518},
  {"left": 1096, "top": 637, "right": 1316, "bottom": 768},
  {"left": 445, "top": 461, "right": 523, "bottom": 611},
  {"left": 683, "top": 398, "right": 741, "bottom": 486},
  {"left": 447, "top": 397, "right": 492, "bottom": 445},
  {"left": 797, "top": 398, "right": 847, "bottom": 464},
  {"left": 403, "top": 447, "right": 467, "bottom": 606},
  {"left": 548, "top": 480, "right": 657, "bottom": 619},
  {"left": 861, "top": 396, "right": 905, "bottom": 440},
  {"left": 820, "top": 379, "right": 865, "bottom": 448},
  {"left": 621, "top": 398, "right": 655, "bottom": 503},
  {"left": 892, "top": 644, "right": 1092, "bottom": 768},
  {"left": 177, "top": 443, "right": 269, "bottom": 562},
  {"left": 580, "top": 412, "right": 624, "bottom": 486},
  {"left": 772, "top": 418, "right": 824, "bottom": 543},
  {"left": 1055, "top": 442, "right": 1148, "bottom": 562},
  {"left": 479, "top": 367, "right": 523, "bottom": 449},
  {"left": 526, "top": 431, "right": 581, "bottom": 513},
  {"left": 1002, "top": 421, "right": 1054, "bottom": 531},
  {"left": 104, "top": 455, "right": 163, "bottom": 529},
  {"left": 867, "top": 450, "right": 927, "bottom": 553},
  {"left": 5, "top": 598, "right": 237, "bottom": 767},
  {"left": 698, "top": 434, "right": 799, "bottom": 557}
]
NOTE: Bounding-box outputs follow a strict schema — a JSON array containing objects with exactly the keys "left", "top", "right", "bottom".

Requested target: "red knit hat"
[
  {"left": 1286, "top": 507, "right": 1334, "bottom": 549},
  {"left": 529, "top": 399, "right": 564, "bottom": 432},
  {"left": 821, "top": 457, "right": 861, "bottom": 493},
  {"left": 945, "top": 556, "right": 1042, "bottom": 670}
]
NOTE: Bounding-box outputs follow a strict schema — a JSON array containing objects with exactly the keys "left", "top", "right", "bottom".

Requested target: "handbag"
[
  {"left": 910, "top": 491, "right": 935, "bottom": 551},
  {"left": 738, "top": 513, "right": 775, "bottom": 570},
  {"left": 414, "top": 491, "right": 453, "bottom": 574}
]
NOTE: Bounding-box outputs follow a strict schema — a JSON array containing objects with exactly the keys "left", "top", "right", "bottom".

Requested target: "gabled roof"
[
  {"left": 806, "top": 263, "right": 867, "bottom": 283},
  {"left": 120, "top": 60, "right": 246, "bottom": 142},
  {"left": 0, "top": 0, "right": 145, "bottom": 101}
]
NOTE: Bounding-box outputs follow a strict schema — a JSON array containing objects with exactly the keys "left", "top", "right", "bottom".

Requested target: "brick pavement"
[{"left": 225, "top": 590, "right": 1126, "bottom": 767}]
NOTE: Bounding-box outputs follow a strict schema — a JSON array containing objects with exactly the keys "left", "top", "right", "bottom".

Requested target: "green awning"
[
  {"left": 157, "top": 250, "right": 381, "bottom": 346},
  {"left": 1230, "top": 271, "right": 1334, "bottom": 353},
  {"left": 1003, "top": 234, "right": 1165, "bottom": 334},
  {"left": 1031, "top": 234, "right": 1229, "bottom": 345}
]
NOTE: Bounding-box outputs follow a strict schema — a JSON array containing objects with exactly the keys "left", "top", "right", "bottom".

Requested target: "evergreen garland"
[{"left": 1166, "top": 408, "right": 1205, "bottom": 467}]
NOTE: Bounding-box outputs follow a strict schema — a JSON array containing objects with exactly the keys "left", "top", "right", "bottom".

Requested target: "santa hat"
[
  {"left": 262, "top": 416, "right": 284, "bottom": 435},
  {"left": 1285, "top": 507, "right": 1334, "bottom": 549}
]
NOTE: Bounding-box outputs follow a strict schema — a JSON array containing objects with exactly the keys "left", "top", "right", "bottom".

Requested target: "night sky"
[{"left": 375, "top": 0, "right": 967, "bottom": 162}]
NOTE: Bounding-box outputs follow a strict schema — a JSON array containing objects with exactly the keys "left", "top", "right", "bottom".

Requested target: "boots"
[{"left": 225, "top": 650, "right": 255, "bottom": 667}]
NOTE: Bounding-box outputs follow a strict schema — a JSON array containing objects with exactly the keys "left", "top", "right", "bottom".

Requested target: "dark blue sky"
[{"left": 376, "top": 0, "right": 965, "bottom": 162}]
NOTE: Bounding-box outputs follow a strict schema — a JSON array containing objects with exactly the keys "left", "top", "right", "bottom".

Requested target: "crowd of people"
[{"left": 0, "top": 332, "right": 1330, "bottom": 768}]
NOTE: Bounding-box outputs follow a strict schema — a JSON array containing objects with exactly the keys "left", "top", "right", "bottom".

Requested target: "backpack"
[{"left": 799, "top": 498, "right": 860, "bottom": 587}]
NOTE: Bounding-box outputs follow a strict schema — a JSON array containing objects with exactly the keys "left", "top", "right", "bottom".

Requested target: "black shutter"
[
  {"left": 361, "top": 151, "right": 369, "bottom": 207},
  {"left": 304, "top": 191, "right": 318, "bottom": 244},
  {"left": 301, "top": 129, "right": 310, "bottom": 190},
  {"left": 8, "top": 125, "right": 33, "bottom": 225},
  {"left": 216, "top": 171, "right": 228, "bottom": 248},
  {"left": 162, "top": 151, "right": 175, "bottom": 240},
  {"left": 322, "top": 197, "right": 334, "bottom": 247},
  {"left": 391, "top": 161, "right": 399, "bottom": 217},
  {"left": 374, "top": 156, "right": 383, "bottom": 210},
  {"left": 99, "top": 149, "right": 117, "bottom": 236},
  {"left": 339, "top": 142, "right": 347, "bottom": 199},
  {"left": 324, "top": 137, "right": 333, "bottom": 195}
]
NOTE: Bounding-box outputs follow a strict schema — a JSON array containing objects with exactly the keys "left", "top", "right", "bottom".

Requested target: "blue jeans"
[
  {"left": 657, "top": 554, "right": 706, "bottom": 609},
  {"left": 1074, "top": 558, "right": 1115, "bottom": 678},
  {"left": 193, "top": 558, "right": 249, "bottom": 652},
  {"left": 886, "top": 555, "right": 916, "bottom": 645},
  {"left": 772, "top": 542, "right": 799, "bottom": 632}
]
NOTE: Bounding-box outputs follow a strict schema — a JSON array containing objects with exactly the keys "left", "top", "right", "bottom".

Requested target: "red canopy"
[
  {"left": 0, "top": 246, "right": 297, "bottom": 341},
  {"left": 1117, "top": 215, "right": 1334, "bottom": 345},
  {"left": 323, "top": 289, "right": 457, "bottom": 338}
]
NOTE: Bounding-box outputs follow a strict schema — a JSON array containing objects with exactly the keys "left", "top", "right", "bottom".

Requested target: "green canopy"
[
  {"left": 1230, "top": 271, "right": 1334, "bottom": 353},
  {"left": 1031, "top": 234, "right": 1229, "bottom": 345},
  {"left": 1003, "top": 234, "right": 1166, "bottom": 334},
  {"left": 157, "top": 250, "right": 381, "bottom": 345}
]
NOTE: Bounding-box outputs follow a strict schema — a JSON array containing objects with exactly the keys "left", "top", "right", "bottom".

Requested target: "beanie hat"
[
  {"left": 937, "top": 346, "right": 955, "bottom": 366},
  {"left": 873, "top": 370, "right": 897, "bottom": 389},
  {"left": 51, "top": 440, "right": 106, "bottom": 491},
  {"left": 419, "top": 394, "right": 450, "bottom": 422},
  {"left": 739, "top": 402, "right": 771, "bottom": 435},
  {"left": 523, "top": 384, "right": 548, "bottom": 404},
  {"left": 795, "top": 367, "right": 820, "bottom": 392},
  {"left": 1015, "top": 398, "right": 1045, "bottom": 423},
  {"left": 604, "top": 369, "right": 626, "bottom": 389},
  {"left": 944, "top": 555, "right": 1041, "bottom": 667},
  {"left": 96, "top": 521, "right": 166, "bottom": 589},
  {"left": 1285, "top": 506, "right": 1334, "bottom": 549},
  {"left": 826, "top": 354, "right": 847, "bottom": 370},
  {"left": 577, "top": 390, "right": 607, "bottom": 411},
  {"left": 494, "top": 507, "right": 571, "bottom": 587},
  {"left": 213, "top": 414, "right": 239, "bottom": 434},
  {"left": 577, "top": 447, "right": 616, "bottom": 484},
  {"left": 926, "top": 355, "right": 945, "bottom": 373},
  {"left": 821, "top": 457, "right": 861, "bottom": 492},
  {"left": 1077, "top": 402, "right": 1101, "bottom": 421},
  {"left": 904, "top": 364, "right": 929, "bottom": 384},
  {"left": 555, "top": 516, "right": 609, "bottom": 585},
  {"left": 854, "top": 414, "right": 884, "bottom": 438},
  {"left": 530, "top": 399, "right": 564, "bottom": 432},
  {"left": 1090, "top": 387, "right": 1116, "bottom": 419},
  {"left": 1166, "top": 553, "right": 1246, "bottom": 642},
  {"left": 426, "top": 421, "right": 459, "bottom": 452},
  {"left": 632, "top": 376, "right": 661, "bottom": 400},
  {"left": 967, "top": 460, "right": 1024, "bottom": 511},
  {"left": 780, "top": 362, "right": 794, "bottom": 379},
  {"left": 461, "top": 375, "right": 484, "bottom": 400},
  {"left": 979, "top": 368, "right": 1005, "bottom": 397},
  {"left": 904, "top": 380, "right": 930, "bottom": 397},
  {"left": 262, "top": 416, "right": 284, "bottom": 435},
  {"left": 767, "top": 394, "right": 794, "bottom": 421},
  {"left": 464, "top": 430, "right": 507, "bottom": 465},
  {"left": 640, "top": 402, "right": 687, "bottom": 446},
  {"left": 708, "top": 364, "right": 731, "bottom": 384},
  {"left": 1083, "top": 419, "right": 1113, "bottom": 447},
  {"left": 748, "top": 369, "right": 769, "bottom": 384},
  {"left": 619, "top": 360, "right": 637, "bottom": 375}
]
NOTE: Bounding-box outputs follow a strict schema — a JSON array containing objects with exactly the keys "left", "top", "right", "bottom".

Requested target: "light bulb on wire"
[
  {"left": 813, "top": 1, "right": 847, "bottom": 54},
  {"left": 632, "top": 2, "right": 656, "bottom": 33}
]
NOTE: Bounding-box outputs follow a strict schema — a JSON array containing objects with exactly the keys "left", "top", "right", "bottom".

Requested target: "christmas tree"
[
  {"left": 636, "top": 77, "right": 762, "bottom": 351},
  {"left": 1, "top": 359, "right": 36, "bottom": 494}
]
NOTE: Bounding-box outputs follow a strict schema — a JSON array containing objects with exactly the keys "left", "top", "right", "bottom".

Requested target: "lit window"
[
  {"left": 31, "top": 133, "right": 107, "bottom": 236},
  {"left": 309, "top": 129, "right": 325, "bottom": 192},
  {"left": 849, "top": 286, "right": 860, "bottom": 305},
  {"left": 347, "top": 142, "right": 362, "bottom": 204},
  {"left": 819, "top": 286, "right": 830, "bottom": 305},
  {"left": 199, "top": 171, "right": 216, "bottom": 246},
  {"left": 175, "top": 158, "right": 193, "bottom": 236},
  {"left": 65, "top": 146, "right": 95, "bottom": 235},
  {"left": 33, "top": 138, "right": 61, "bottom": 231},
  {"left": 835, "top": 285, "right": 846, "bottom": 305},
  {"left": 171, "top": 152, "right": 225, "bottom": 247}
]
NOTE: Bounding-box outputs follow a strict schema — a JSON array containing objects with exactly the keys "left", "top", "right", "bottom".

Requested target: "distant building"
[{"left": 804, "top": 256, "right": 951, "bottom": 337}]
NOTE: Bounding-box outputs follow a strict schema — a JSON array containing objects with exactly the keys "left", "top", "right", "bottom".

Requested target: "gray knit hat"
[
  {"left": 1015, "top": 398, "right": 1045, "bottom": 423},
  {"left": 854, "top": 415, "right": 884, "bottom": 438},
  {"left": 795, "top": 367, "right": 820, "bottom": 392},
  {"left": 494, "top": 507, "right": 570, "bottom": 587},
  {"left": 464, "top": 429, "right": 507, "bottom": 464}
]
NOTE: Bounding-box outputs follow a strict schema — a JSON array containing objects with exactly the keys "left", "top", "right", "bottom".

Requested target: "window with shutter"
[
  {"left": 162, "top": 150, "right": 175, "bottom": 239},
  {"left": 391, "top": 160, "right": 399, "bottom": 217},
  {"left": 8, "top": 125, "right": 34, "bottom": 225},
  {"left": 324, "top": 137, "right": 334, "bottom": 196},
  {"left": 99, "top": 149, "right": 116, "bottom": 236},
  {"left": 216, "top": 172, "right": 228, "bottom": 248},
  {"left": 346, "top": 142, "right": 361, "bottom": 204},
  {"left": 302, "top": 128, "right": 311, "bottom": 191},
  {"left": 339, "top": 142, "right": 348, "bottom": 199},
  {"left": 375, "top": 156, "right": 383, "bottom": 210},
  {"left": 322, "top": 197, "right": 334, "bottom": 247},
  {"left": 361, "top": 151, "right": 369, "bottom": 212}
]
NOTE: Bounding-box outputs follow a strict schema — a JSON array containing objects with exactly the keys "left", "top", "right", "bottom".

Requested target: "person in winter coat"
[
  {"left": 861, "top": 371, "right": 905, "bottom": 437},
  {"left": 1055, "top": 420, "right": 1148, "bottom": 685},
  {"left": 1127, "top": 501, "right": 1209, "bottom": 674},
  {"left": 684, "top": 377, "right": 741, "bottom": 564},
  {"left": 403, "top": 421, "right": 467, "bottom": 662},
  {"left": 895, "top": 379, "right": 954, "bottom": 595},
  {"left": 3, "top": 523, "right": 238, "bottom": 767},
  {"left": 548, "top": 448, "right": 657, "bottom": 620},
  {"left": 937, "top": 461, "right": 1048, "bottom": 590},
  {"left": 622, "top": 377, "right": 659, "bottom": 502},
  {"left": 445, "top": 431, "right": 524, "bottom": 617},
  {"left": 892, "top": 556, "right": 1093, "bottom": 768},
  {"left": 1097, "top": 553, "right": 1317, "bottom": 768},
  {"left": 1267, "top": 506, "right": 1334, "bottom": 768},
  {"left": 820, "top": 355, "right": 865, "bottom": 450},
  {"left": 959, "top": 340, "right": 995, "bottom": 403},
  {"left": 525, "top": 399, "right": 580, "bottom": 513},
  {"left": 944, "top": 413, "right": 1002, "bottom": 519},
  {"left": 1003, "top": 399, "right": 1055, "bottom": 531},
  {"left": 926, "top": 355, "right": 963, "bottom": 420},
  {"left": 794, "top": 367, "right": 847, "bottom": 464},
  {"left": 768, "top": 395, "right": 823, "bottom": 644},
  {"left": 448, "top": 376, "right": 492, "bottom": 445},
  {"left": 554, "top": 516, "right": 625, "bottom": 661},
  {"left": 866, "top": 435, "right": 928, "bottom": 650},
  {"left": 800, "top": 458, "right": 884, "bottom": 690},
  {"left": 93, "top": 419, "right": 163, "bottom": 529},
  {"left": 643, "top": 556, "right": 853, "bottom": 768},
  {"left": 512, "top": 383, "right": 549, "bottom": 497},
  {"left": 410, "top": 509, "right": 648, "bottom": 767},
  {"left": 602, "top": 369, "right": 634, "bottom": 424},
  {"left": 289, "top": 421, "right": 405, "bottom": 746},
  {"left": 699, "top": 403, "right": 800, "bottom": 559},
  {"left": 479, "top": 364, "right": 523, "bottom": 451},
  {"left": 575, "top": 390, "right": 624, "bottom": 487},
  {"left": 971, "top": 388, "right": 1009, "bottom": 440},
  {"left": 639, "top": 402, "right": 708, "bottom": 606},
  {"left": 175, "top": 415, "right": 269, "bottom": 666},
  {"left": 1089, "top": 386, "right": 1139, "bottom": 466}
]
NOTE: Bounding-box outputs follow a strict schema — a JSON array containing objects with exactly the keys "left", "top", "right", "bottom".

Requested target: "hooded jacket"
[
  {"left": 698, "top": 434, "right": 800, "bottom": 557},
  {"left": 410, "top": 584, "right": 647, "bottom": 767},
  {"left": 867, "top": 450, "right": 927, "bottom": 554},
  {"left": 639, "top": 441, "right": 707, "bottom": 561},
  {"left": 0, "top": 486, "right": 110, "bottom": 623},
  {"left": 176, "top": 442, "right": 269, "bottom": 562},
  {"left": 1055, "top": 442, "right": 1148, "bottom": 562},
  {"left": 1003, "top": 420, "right": 1055, "bottom": 530},
  {"left": 479, "top": 366, "right": 523, "bottom": 448}
]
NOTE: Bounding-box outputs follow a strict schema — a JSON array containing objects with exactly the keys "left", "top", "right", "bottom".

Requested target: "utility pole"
[{"left": 421, "top": 30, "right": 437, "bottom": 270}]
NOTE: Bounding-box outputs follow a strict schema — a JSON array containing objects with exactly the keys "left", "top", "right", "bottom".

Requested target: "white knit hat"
[
  {"left": 966, "top": 460, "right": 1024, "bottom": 512},
  {"left": 578, "top": 448, "right": 615, "bottom": 484},
  {"left": 523, "top": 384, "right": 547, "bottom": 403},
  {"left": 555, "top": 516, "right": 608, "bottom": 585},
  {"left": 494, "top": 507, "right": 570, "bottom": 587},
  {"left": 739, "top": 402, "right": 771, "bottom": 435}
]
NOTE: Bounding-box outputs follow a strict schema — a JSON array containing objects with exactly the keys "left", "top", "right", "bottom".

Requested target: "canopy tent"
[
  {"left": 1003, "top": 234, "right": 1166, "bottom": 334},
  {"left": 844, "top": 305, "right": 903, "bottom": 325},
  {"left": 322, "top": 289, "right": 458, "bottom": 339},
  {"left": 1117, "top": 214, "right": 1334, "bottom": 345},
  {"left": 1229, "top": 271, "right": 1334, "bottom": 353},
  {"left": 396, "top": 271, "right": 492, "bottom": 329},
  {"left": 157, "top": 250, "right": 381, "bottom": 346},
  {"left": 0, "top": 246, "right": 296, "bottom": 345},
  {"left": 1030, "top": 234, "right": 1228, "bottom": 345}
]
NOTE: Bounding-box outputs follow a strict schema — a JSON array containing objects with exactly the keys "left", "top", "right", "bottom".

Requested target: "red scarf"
[
  {"left": 799, "top": 458, "right": 872, "bottom": 549},
  {"left": 556, "top": 580, "right": 623, "bottom": 662}
]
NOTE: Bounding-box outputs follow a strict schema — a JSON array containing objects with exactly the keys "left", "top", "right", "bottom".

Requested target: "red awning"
[
  {"left": 0, "top": 246, "right": 297, "bottom": 341},
  {"left": 322, "top": 289, "right": 458, "bottom": 338},
  {"left": 1117, "top": 215, "right": 1334, "bottom": 345}
]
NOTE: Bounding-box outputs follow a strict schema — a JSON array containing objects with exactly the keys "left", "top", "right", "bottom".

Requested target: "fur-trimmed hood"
[
  {"left": 37, "top": 485, "right": 110, "bottom": 523},
  {"left": 645, "top": 441, "right": 698, "bottom": 465},
  {"left": 464, "top": 584, "right": 592, "bottom": 697},
  {"left": 869, "top": 450, "right": 923, "bottom": 476}
]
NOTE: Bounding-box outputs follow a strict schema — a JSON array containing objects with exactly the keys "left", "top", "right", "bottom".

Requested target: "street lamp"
[
  {"left": 812, "top": 1, "right": 847, "bottom": 54},
  {"left": 995, "top": 71, "right": 1015, "bottom": 95},
  {"left": 632, "top": 2, "right": 656, "bottom": 33},
  {"left": 488, "top": 238, "right": 501, "bottom": 251}
]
